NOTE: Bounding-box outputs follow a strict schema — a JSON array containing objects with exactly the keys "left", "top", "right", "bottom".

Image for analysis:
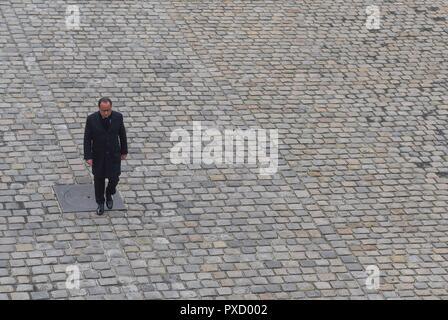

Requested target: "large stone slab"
[{"left": 53, "top": 184, "right": 126, "bottom": 213}]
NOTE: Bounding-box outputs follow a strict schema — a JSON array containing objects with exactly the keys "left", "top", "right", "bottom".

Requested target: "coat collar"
[{"left": 96, "top": 110, "right": 115, "bottom": 132}]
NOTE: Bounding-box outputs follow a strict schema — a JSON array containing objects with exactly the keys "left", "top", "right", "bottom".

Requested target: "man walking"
[{"left": 83, "top": 97, "right": 128, "bottom": 215}]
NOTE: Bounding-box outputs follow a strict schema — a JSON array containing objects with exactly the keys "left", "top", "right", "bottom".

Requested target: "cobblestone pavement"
[{"left": 0, "top": 0, "right": 447, "bottom": 299}]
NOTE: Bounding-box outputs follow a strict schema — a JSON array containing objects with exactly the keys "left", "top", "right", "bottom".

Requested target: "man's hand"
[
  {"left": 121, "top": 154, "right": 127, "bottom": 160},
  {"left": 86, "top": 159, "right": 93, "bottom": 166}
]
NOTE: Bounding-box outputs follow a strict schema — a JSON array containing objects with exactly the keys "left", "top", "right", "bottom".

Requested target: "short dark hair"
[{"left": 98, "top": 97, "right": 112, "bottom": 108}]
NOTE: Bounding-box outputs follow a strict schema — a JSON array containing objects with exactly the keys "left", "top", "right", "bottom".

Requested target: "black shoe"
[
  {"left": 106, "top": 193, "right": 113, "bottom": 210},
  {"left": 96, "top": 203, "right": 105, "bottom": 215}
]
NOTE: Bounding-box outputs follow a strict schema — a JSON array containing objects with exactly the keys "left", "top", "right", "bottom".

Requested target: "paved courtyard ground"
[{"left": 0, "top": 0, "right": 447, "bottom": 299}]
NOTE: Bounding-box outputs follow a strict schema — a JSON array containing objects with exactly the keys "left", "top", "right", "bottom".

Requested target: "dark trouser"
[{"left": 94, "top": 175, "right": 119, "bottom": 204}]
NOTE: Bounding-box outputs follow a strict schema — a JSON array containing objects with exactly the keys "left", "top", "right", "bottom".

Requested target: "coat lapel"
[
  {"left": 108, "top": 111, "right": 113, "bottom": 132},
  {"left": 96, "top": 111, "right": 113, "bottom": 132},
  {"left": 95, "top": 111, "right": 105, "bottom": 132}
]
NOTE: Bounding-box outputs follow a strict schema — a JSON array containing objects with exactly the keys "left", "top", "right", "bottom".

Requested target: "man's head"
[{"left": 98, "top": 97, "right": 112, "bottom": 118}]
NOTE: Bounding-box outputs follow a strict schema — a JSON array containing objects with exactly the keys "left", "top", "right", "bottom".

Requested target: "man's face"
[{"left": 99, "top": 102, "right": 112, "bottom": 118}]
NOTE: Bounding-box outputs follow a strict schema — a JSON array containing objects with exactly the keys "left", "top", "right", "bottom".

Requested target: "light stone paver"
[{"left": 0, "top": 0, "right": 447, "bottom": 299}]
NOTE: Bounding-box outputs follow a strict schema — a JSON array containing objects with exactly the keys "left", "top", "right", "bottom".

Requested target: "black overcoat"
[{"left": 83, "top": 110, "right": 128, "bottom": 178}]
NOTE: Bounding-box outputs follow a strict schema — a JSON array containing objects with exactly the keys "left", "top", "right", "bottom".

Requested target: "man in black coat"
[{"left": 83, "top": 97, "right": 128, "bottom": 215}]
